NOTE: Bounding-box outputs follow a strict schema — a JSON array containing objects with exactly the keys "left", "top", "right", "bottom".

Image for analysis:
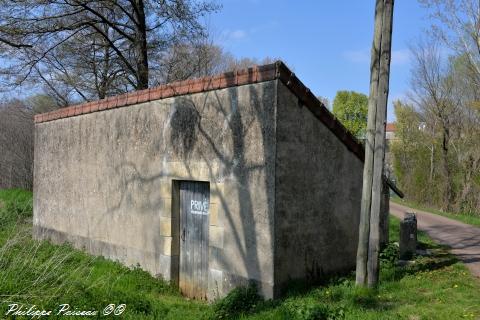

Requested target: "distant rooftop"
[{"left": 386, "top": 123, "right": 396, "bottom": 132}]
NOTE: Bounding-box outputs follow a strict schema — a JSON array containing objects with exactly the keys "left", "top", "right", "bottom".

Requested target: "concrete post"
[{"left": 399, "top": 212, "right": 417, "bottom": 260}]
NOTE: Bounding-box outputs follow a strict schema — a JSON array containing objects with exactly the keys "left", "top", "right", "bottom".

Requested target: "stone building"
[
  {"left": 385, "top": 122, "right": 397, "bottom": 142},
  {"left": 33, "top": 61, "right": 396, "bottom": 300}
]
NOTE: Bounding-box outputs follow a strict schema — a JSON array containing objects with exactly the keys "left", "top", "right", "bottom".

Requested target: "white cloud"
[
  {"left": 389, "top": 92, "right": 406, "bottom": 102},
  {"left": 391, "top": 49, "right": 410, "bottom": 66},
  {"left": 343, "top": 48, "right": 410, "bottom": 66},
  {"left": 222, "top": 29, "right": 248, "bottom": 41},
  {"left": 230, "top": 30, "right": 247, "bottom": 40},
  {"left": 342, "top": 49, "right": 370, "bottom": 63}
]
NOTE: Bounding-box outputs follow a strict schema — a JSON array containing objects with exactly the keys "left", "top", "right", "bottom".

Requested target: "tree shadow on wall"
[
  {"left": 99, "top": 79, "right": 276, "bottom": 296},
  {"left": 170, "top": 98, "right": 200, "bottom": 158}
]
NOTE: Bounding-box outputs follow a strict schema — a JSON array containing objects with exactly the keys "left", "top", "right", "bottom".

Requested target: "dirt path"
[{"left": 390, "top": 202, "right": 480, "bottom": 279}]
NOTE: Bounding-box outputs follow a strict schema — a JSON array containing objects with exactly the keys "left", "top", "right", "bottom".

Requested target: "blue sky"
[{"left": 209, "top": 1, "right": 432, "bottom": 122}]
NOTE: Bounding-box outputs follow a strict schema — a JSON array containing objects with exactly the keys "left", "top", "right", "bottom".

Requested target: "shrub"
[
  {"left": 380, "top": 242, "right": 399, "bottom": 265},
  {"left": 212, "top": 283, "right": 262, "bottom": 319}
]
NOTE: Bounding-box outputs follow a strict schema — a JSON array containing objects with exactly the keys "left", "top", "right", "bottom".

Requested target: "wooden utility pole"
[
  {"left": 355, "top": 0, "right": 384, "bottom": 286},
  {"left": 356, "top": 0, "right": 394, "bottom": 287}
]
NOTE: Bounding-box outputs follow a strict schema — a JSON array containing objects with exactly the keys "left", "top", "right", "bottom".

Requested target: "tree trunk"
[
  {"left": 441, "top": 124, "right": 453, "bottom": 211},
  {"left": 134, "top": 0, "right": 149, "bottom": 89},
  {"left": 429, "top": 143, "right": 434, "bottom": 183},
  {"left": 99, "top": 38, "right": 111, "bottom": 99}
]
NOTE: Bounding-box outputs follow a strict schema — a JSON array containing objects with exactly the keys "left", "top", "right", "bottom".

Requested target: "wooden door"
[{"left": 179, "top": 181, "right": 210, "bottom": 299}]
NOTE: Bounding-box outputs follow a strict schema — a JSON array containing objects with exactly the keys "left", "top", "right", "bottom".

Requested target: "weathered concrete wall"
[
  {"left": 34, "top": 80, "right": 277, "bottom": 299},
  {"left": 273, "top": 82, "right": 363, "bottom": 295}
]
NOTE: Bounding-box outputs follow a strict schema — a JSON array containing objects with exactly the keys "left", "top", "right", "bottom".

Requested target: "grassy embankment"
[
  {"left": 391, "top": 196, "right": 480, "bottom": 228},
  {"left": 0, "top": 189, "right": 479, "bottom": 319}
]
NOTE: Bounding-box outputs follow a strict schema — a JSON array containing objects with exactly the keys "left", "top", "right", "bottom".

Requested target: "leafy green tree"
[
  {"left": 332, "top": 91, "right": 368, "bottom": 139},
  {"left": 390, "top": 101, "right": 434, "bottom": 204}
]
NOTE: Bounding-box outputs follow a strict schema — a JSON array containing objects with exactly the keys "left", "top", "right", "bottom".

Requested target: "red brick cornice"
[
  {"left": 33, "top": 63, "right": 278, "bottom": 124},
  {"left": 34, "top": 61, "right": 365, "bottom": 163}
]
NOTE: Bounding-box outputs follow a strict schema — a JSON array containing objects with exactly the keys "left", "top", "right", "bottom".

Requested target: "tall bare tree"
[
  {"left": 388, "top": 1, "right": 480, "bottom": 215},
  {"left": 156, "top": 42, "right": 229, "bottom": 83},
  {"left": 410, "top": 38, "right": 459, "bottom": 211},
  {"left": 420, "top": 0, "right": 480, "bottom": 87},
  {"left": 0, "top": 0, "right": 218, "bottom": 101}
]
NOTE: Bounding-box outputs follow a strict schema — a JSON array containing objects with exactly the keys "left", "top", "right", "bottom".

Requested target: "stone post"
[{"left": 399, "top": 212, "right": 417, "bottom": 260}]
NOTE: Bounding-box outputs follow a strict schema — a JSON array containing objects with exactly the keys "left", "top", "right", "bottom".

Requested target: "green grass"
[
  {"left": 0, "top": 189, "right": 479, "bottom": 319},
  {"left": 0, "top": 189, "right": 211, "bottom": 319},
  {"left": 391, "top": 196, "right": 480, "bottom": 227}
]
